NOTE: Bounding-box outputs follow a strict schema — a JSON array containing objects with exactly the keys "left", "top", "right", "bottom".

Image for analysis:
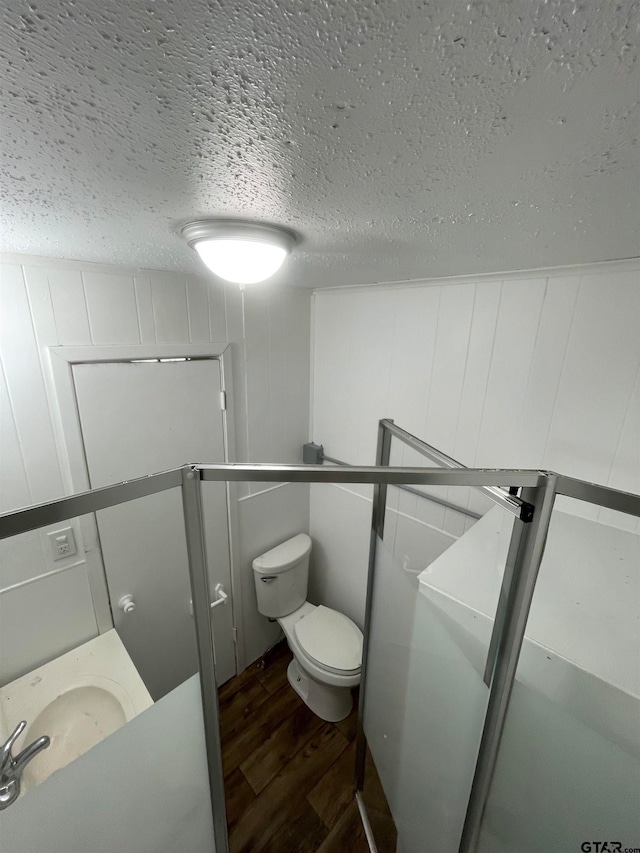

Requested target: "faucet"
[{"left": 0, "top": 720, "right": 50, "bottom": 810}]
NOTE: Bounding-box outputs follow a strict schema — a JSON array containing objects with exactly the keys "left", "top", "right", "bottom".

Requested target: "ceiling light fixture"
[{"left": 182, "top": 220, "right": 296, "bottom": 285}]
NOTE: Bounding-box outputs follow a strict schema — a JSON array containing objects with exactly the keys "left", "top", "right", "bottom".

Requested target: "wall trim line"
[
  {"left": 314, "top": 256, "right": 640, "bottom": 293},
  {"left": 237, "top": 481, "right": 294, "bottom": 502}
]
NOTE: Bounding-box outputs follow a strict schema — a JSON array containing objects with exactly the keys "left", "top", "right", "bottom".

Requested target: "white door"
[{"left": 72, "top": 359, "right": 236, "bottom": 699}]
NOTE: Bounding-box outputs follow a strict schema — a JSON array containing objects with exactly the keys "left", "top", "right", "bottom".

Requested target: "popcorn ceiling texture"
[{"left": 1, "top": 0, "right": 638, "bottom": 288}]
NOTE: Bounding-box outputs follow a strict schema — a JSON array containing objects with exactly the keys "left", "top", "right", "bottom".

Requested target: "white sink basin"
[
  {"left": 22, "top": 684, "right": 126, "bottom": 790},
  {"left": 0, "top": 631, "right": 153, "bottom": 796}
]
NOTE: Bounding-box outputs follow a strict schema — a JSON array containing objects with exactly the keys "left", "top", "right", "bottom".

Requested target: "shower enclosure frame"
[{"left": 1, "top": 426, "right": 638, "bottom": 853}]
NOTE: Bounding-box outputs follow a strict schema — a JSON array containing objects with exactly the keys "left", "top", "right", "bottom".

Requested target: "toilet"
[{"left": 252, "top": 533, "right": 363, "bottom": 722}]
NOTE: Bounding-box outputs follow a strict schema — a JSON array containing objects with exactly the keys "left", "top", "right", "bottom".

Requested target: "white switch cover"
[{"left": 47, "top": 527, "right": 78, "bottom": 560}]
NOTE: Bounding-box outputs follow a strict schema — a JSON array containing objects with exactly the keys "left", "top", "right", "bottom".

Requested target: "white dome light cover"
[{"left": 182, "top": 220, "right": 296, "bottom": 284}]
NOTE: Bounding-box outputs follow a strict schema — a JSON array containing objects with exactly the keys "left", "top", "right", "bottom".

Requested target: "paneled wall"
[
  {"left": 0, "top": 254, "right": 311, "bottom": 683},
  {"left": 310, "top": 260, "right": 640, "bottom": 625}
]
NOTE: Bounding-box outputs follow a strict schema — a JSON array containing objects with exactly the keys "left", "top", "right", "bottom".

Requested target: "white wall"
[
  {"left": 310, "top": 260, "right": 640, "bottom": 625},
  {"left": 0, "top": 254, "right": 311, "bottom": 683}
]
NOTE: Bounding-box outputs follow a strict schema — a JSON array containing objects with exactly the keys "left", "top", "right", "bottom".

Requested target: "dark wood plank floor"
[{"left": 218, "top": 642, "right": 396, "bottom": 853}]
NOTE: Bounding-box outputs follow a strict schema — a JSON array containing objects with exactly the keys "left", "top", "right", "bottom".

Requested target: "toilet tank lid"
[{"left": 252, "top": 533, "right": 312, "bottom": 574}]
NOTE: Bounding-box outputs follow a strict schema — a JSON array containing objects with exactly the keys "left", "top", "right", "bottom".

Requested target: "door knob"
[{"left": 118, "top": 595, "right": 136, "bottom": 614}]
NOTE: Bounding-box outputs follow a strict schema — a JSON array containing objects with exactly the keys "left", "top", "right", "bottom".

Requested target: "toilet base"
[{"left": 287, "top": 658, "right": 353, "bottom": 722}]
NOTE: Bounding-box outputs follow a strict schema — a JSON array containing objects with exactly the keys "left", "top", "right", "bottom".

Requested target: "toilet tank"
[{"left": 252, "top": 533, "right": 311, "bottom": 618}]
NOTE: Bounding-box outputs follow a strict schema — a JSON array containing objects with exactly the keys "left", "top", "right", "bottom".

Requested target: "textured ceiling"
[{"left": 1, "top": 0, "right": 638, "bottom": 288}]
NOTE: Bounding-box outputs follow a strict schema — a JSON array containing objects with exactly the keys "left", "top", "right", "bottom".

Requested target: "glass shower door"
[
  {"left": 0, "top": 489, "right": 220, "bottom": 853},
  {"left": 359, "top": 434, "right": 536, "bottom": 853},
  {"left": 476, "top": 499, "right": 640, "bottom": 853}
]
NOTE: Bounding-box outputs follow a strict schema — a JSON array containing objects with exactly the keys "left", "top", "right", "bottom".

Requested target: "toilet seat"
[{"left": 294, "top": 606, "right": 363, "bottom": 675}]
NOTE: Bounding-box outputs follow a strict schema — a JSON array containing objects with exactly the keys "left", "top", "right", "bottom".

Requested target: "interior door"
[{"left": 72, "top": 358, "right": 236, "bottom": 699}]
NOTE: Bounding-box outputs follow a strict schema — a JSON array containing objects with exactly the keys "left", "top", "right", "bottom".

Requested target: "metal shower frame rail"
[
  {"left": 314, "top": 447, "right": 483, "bottom": 520},
  {"left": 0, "top": 423, "right": 638, "bottom": 853}
]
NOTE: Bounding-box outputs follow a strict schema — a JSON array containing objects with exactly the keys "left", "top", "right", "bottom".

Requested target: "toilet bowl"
[{"left": 252, "top": 534, "right": 363, "bottom": 722}]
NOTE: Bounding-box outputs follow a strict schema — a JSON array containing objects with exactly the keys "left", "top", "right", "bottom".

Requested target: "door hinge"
[
  {"left": 219, "top": 390, "right": 227, "bottom": 410},
  {"left": 232, "top": 626, "right": 238, "bottom": 644}
]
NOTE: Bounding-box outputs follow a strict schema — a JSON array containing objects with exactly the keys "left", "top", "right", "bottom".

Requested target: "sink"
[
  {"left": 22, "top": 684, "right": 127, "bottom": 790},
  {"left": 0, "top": 630, "right": 153, "bottom": 797}
]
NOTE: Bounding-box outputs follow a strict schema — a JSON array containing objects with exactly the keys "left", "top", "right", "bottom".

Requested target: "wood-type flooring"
[{"left": 219, "top": 642, "right": 396, "bottom": 853}]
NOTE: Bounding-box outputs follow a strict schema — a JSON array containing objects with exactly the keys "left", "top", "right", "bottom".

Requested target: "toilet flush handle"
[{"left": 260, "top": 576, "right": 277, "bottom": 583}]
